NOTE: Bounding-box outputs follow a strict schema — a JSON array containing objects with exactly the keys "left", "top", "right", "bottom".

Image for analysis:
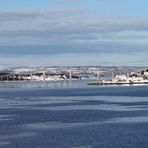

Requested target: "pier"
[{"left": 88, "top": 80, "right": 148, "bottom": 86}]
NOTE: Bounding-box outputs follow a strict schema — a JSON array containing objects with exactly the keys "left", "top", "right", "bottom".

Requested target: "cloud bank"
[
  {"left": 0, "top": 9, "right": 148, "bottom": 46},
  {"left": 0, "top": 8, "right": 148, "bottom": 66}
]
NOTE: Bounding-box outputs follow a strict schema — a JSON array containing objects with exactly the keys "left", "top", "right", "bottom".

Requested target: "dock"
[{"left": 88, "top": 80, "right": 148, "bottom": 86}]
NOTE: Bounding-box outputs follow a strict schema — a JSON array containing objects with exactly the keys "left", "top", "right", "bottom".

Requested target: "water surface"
[{"left": 0, "top": 84, "right": 148, "bottom": 148}]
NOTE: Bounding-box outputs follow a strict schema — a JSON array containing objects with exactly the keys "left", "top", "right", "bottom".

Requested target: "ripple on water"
[
  {"left": 24, "top": 116, "right": 148, "bottom": 131},
  {"left": 30, "top": 104, "right": 148, "bottom": 112},
  {"left": 0, "top": 141, "right": 10, "bottom": 146},
  {"left": 105, "top": 116, "right": 148, "bottom": 123},
  {"left": 0, "top": 132, "right": 36, "bottom": 147},
  {"left": 0, "top": 115, "right": 15, "bottom": 121}
]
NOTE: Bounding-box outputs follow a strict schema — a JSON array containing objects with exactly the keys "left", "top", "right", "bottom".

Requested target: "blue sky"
[{"left": 0, "top": 0, "right": 148, "bottom": 66}]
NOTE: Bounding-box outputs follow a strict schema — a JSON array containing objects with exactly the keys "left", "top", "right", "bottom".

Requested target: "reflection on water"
[
  {"left": 0, "top": 86, "right": 148, "bottom": 148},
  {"left": 0, "top": 80, "right": 89, "bottom": 89}
]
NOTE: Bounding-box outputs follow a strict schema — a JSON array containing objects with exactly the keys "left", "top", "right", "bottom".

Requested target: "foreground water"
[{"left": 0, "top": 82, "right": 148, "bottom": 148}]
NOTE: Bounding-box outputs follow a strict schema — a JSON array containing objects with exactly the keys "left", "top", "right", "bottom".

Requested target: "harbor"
[
  {"left": 86, "top": 67, "right": 148, "bottom": 86},
  {"left": 88, "top": 74, "right": 148, "bottom": 86},
  {"left": 0, "top": 66, "right": 148, "bottom": 86}
]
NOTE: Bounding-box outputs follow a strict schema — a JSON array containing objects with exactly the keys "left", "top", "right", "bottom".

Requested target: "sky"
[{"left": 0, "top": 0, "right": 148, "bottom": 66}]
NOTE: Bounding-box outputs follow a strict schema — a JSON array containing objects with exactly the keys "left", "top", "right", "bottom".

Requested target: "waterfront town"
[{"left": 0, "top": 66, "right": 148, "bottom": 85}]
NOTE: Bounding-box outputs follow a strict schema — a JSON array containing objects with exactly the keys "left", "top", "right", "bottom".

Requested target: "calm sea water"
[{"left": 0, "top": 82, "right": 148, "bottom": 148}]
